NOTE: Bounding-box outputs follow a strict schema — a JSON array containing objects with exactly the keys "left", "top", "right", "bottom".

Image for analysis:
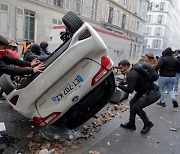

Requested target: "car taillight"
[
  {"left": 33, "top": 112, "right": 61, "bottom": 126},
  {"left": 79, "top": 29, "right": 91, "bottom": 40},
  {"left": 9, "top": 95, "right": 19, "bottom": 105},
  {"left": 92, "top": 55, "right": 114, "bottom": 86}
]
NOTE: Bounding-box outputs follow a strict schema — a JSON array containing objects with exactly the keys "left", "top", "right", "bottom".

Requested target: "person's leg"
[
  {"left": 157, "top": 77, "right": 167, "bottom": 106},
  {"left": 120, "top": 100, "right": 136, "bottom": 130},
  {"left": 167, "top": 77, "right": 178, "bottom": 108},
  {"left": 133, "top": 89, "right": 160, "bottom": 134},
  {"left": 174, "top": 73, "right": 180, "bottom": 95}
]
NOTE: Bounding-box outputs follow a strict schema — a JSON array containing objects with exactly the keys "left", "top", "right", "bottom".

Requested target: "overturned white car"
[{"left": 0, "top": 11, "right": 115, "bottom": 128}]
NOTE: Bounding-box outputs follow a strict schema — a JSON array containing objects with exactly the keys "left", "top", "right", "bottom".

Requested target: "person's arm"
[
  {"left": 0, "top": 61, "right": 45, "bottom": 76},
  {"left": 2, "top": 55, "right": 31, "bottom": 67},
  {"left": 118, "top": 70, "right": 138, "bottom": 93},
  {"left": 0, "top": 61, "right": 33, "bottom": 76}
]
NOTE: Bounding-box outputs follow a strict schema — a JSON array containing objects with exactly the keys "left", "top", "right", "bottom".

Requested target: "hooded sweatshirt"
[{"left": 155, "top": 47, "right": 179, "bottom": 77}]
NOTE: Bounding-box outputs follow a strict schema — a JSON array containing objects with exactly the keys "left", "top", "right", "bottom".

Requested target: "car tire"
[
  {"left": 0, "top": 74, "right": 16, "bottom": 95},
  {"left": 62, "top": 11, "right": 84, "bottom": 35}
]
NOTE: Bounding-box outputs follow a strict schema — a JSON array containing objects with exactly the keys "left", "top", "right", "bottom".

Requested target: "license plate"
[{"left": 52, "top": 75, "right": 84, "bottom": 103}]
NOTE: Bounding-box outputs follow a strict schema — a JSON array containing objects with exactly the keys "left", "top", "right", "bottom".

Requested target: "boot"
[
  {"left": 141, "top": 121, "right": 154, "bottom": 134},
  {"left": 172, "top": 101, "right": 178, "bottom": 108},
  {"left": 120, "top": 121, "right": 136, "bottom": 130}
]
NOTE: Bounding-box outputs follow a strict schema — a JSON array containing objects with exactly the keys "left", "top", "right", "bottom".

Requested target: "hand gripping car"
[{"left": 0, "top": 11, "right": 115, "bottom": 128}]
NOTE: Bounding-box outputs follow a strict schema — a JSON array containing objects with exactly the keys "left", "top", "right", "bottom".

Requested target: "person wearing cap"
[
  {"left": 155, "top": 47, "right": 179, "bottom": 109},
  {"left": 23, "top": 44, "right": 49, "bottom": 62},
  {"left": 0, "top": 35, "right": 45, "bottom": 100},
  {"left": 145, "top": 52, "right": 158, "bottom": 68}
]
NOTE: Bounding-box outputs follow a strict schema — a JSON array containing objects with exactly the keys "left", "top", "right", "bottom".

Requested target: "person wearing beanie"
[
  {"left": 40, "top": 41, "right": 51, "bottom": 55},
  {"left": 155, "top": 47, "right": 179, "bottom": 109},
  {"left": 23, "top": 43, "right": 49, "bottom": 62},
  {"left": 0, "top": 35, "right": 45, "bottom": 100}
]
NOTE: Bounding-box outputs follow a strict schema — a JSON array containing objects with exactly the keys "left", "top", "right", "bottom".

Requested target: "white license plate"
[{"left": 52, "top": 75, "right": 84, "bottom": 103}]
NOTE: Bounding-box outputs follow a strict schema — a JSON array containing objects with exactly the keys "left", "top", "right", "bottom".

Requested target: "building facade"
[
  {"left": 144, "top": 0, "right": 180, "bottom": 56},
  {"left": 0, "top": 0, "right": 149, "bottom": 61}
]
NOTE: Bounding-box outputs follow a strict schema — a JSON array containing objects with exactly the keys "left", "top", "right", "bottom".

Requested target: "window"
[
  {"left": 75, "top": 0, "right": 83, "bottom": 15},
  {"left": 159, "top": 2, "right": 165, "bottom": 11},
  {"left": 136, "top": 21, "right": 139, "bottom": 31},
  {"left": 0, "top": 3, "right": 8, "bottom": 12},
  {"left": 122, "top": 0, "right": 128, "bottom": 6},
  {"left": 155, "top": 27, "right": 161, "bottom": 36},
  {"left": 53, "top": 18, "right": 62, "bottom": 25},
  {"left": 157, "top": 15, "right": 163, "bottom": 24},
  {"left": 53, "top": 0, "right": 63, "bottom": 8},
  {"left": 24, "top": 10, "right": 35, "bottom": 41},
  {"left": 108, "top": 6, "right": 114, "bottom": 24},
  {"left": 121, "top": 13, "right": 126, "bottom": 29},
  {"left": 147, "top": 2, "right": 153, "bottom": 10},
  {"left": 146, "top": 15, "right": 151, "bottom": 23},
  {"left": 144, "top": 27, "right": 151, "bottom": 35},
  {"left": 64, "top": 0, "right": 70, "bottom": 10},
  {"left": 152, "top": 39, "right": 161, "bottom": 48},
  {"left": 91, "top": 0, "right": 98, "bottom": 20}
]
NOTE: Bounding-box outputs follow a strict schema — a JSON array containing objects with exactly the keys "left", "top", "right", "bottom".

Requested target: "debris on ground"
[
  {"left": 170, "top": 127, "right": 179, "bottom": 132},
  {"left": 1, "top": 103, "right": 130, "bottom": 153},
  {"left": 0, "top": 132, "right": 19, "bottom": 147},
  {"left": 89, "top": 150, "right": 101, "bottom": 154}
]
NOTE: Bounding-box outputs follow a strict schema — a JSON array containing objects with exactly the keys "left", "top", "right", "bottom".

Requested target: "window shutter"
[{"left": 105, "top": 5, "right": 109, "bottom": 22}]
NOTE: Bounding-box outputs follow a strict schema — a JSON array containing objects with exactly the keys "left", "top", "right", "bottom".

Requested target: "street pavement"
[
  {"left": 73, "top": 93, "right": 180, "bottom": 154},
  {"left": 0, "top": 91, "right": 180, "bottom": 154}
]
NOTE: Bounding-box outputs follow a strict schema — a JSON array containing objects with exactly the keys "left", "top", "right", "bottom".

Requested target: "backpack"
[{"left": 132, "top": 62, "right": 159, "bottom": 82}]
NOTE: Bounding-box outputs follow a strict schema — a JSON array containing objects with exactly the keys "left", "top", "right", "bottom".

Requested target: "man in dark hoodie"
[
  {"left": 40, "top": 41, "right": 51, "bottom": 55},
  {"left": 23, "top": 44, "right": 49, "bottom": 62},
  {"left": 155, "top": 47, "right": 179, "bottom": 109}
]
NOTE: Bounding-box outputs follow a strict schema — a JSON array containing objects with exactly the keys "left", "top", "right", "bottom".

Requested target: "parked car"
[{"left": 0, "top": 11, "right": 115, "bottom": 128}]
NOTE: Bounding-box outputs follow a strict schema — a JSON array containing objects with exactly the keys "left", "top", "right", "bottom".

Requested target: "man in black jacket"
[
  {"left": 0, "top": 35, "right": 45, "bottom": 99},
  {"left": 155, "top": 47, "right": 179, "bottom": 109},
  {"left": 116, "top": 59, "right": 160, "bottom": 134},
  {"left": 23, "top": 44, "right": 49, "bottom": 62}
]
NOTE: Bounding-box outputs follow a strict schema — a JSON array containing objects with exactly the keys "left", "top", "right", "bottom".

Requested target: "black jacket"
[
  {"left": 23, "top": 48, "right": 49, "bottom": 62},
  {"left": 118, "top": 69, "right": 158, "bottom": 103},
  {"left": 0, "top": 55, "right": 33, "bottom": 77},
  {"left": 155, "top": 48, "right": 179, "bottom": 77}
]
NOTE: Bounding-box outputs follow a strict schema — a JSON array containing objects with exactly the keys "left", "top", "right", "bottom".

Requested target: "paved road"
[
  {"left": 72, "top": 93, "right": 180, "bottom": 154},
  {"left": 0, "top": 91, "right": 180, "bottom": 154}
]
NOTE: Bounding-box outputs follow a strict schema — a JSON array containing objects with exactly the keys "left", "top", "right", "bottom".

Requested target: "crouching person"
[{"left": 116, "top": 59, "right": 160, "bottom": 134}]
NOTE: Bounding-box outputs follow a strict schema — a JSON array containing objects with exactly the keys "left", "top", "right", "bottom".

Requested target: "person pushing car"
[{"left": 0, "top": 35, "right": 45, "bottom": 99}]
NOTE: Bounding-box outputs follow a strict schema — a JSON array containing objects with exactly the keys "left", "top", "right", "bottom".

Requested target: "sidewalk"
[{"left": 80, "top": 94, "right": 180, "bottom": 154}]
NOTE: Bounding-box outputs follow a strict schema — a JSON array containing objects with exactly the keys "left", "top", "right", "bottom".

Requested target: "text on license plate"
[{"left": 52, "top": 75, "right": 84, "bottom": 103}]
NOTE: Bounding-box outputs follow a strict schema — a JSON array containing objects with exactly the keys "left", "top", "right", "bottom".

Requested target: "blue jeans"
[
  {"left": 174, "top": 73, "right": 180, "bottom": 92},
  {"left": 158, "top": 76, "right": 176, "bottom": 103}
]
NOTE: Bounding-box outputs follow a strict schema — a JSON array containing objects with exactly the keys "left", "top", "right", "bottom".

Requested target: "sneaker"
[
  {"left": 175, "top": 91, "right": 178, "bottom": 96},
  {"left": 156, "top": 102, "right": 166, "bottom": 107},
  {"left": 141, "top": 121, "right": 154, "bottom": 134},
  {"left": 172, "top": 101, "right": 178, "bottom": 108},
  {"left": 164, "top": 90, "right": 168, "bottom": 94},
  {"left": 120, "top": 121, "right": 136, "bottom": 130}
]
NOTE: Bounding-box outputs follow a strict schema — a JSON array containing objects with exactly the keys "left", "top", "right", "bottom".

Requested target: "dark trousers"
[{"left": 129, "top": 89, "right": 160, "bottom": 125}]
